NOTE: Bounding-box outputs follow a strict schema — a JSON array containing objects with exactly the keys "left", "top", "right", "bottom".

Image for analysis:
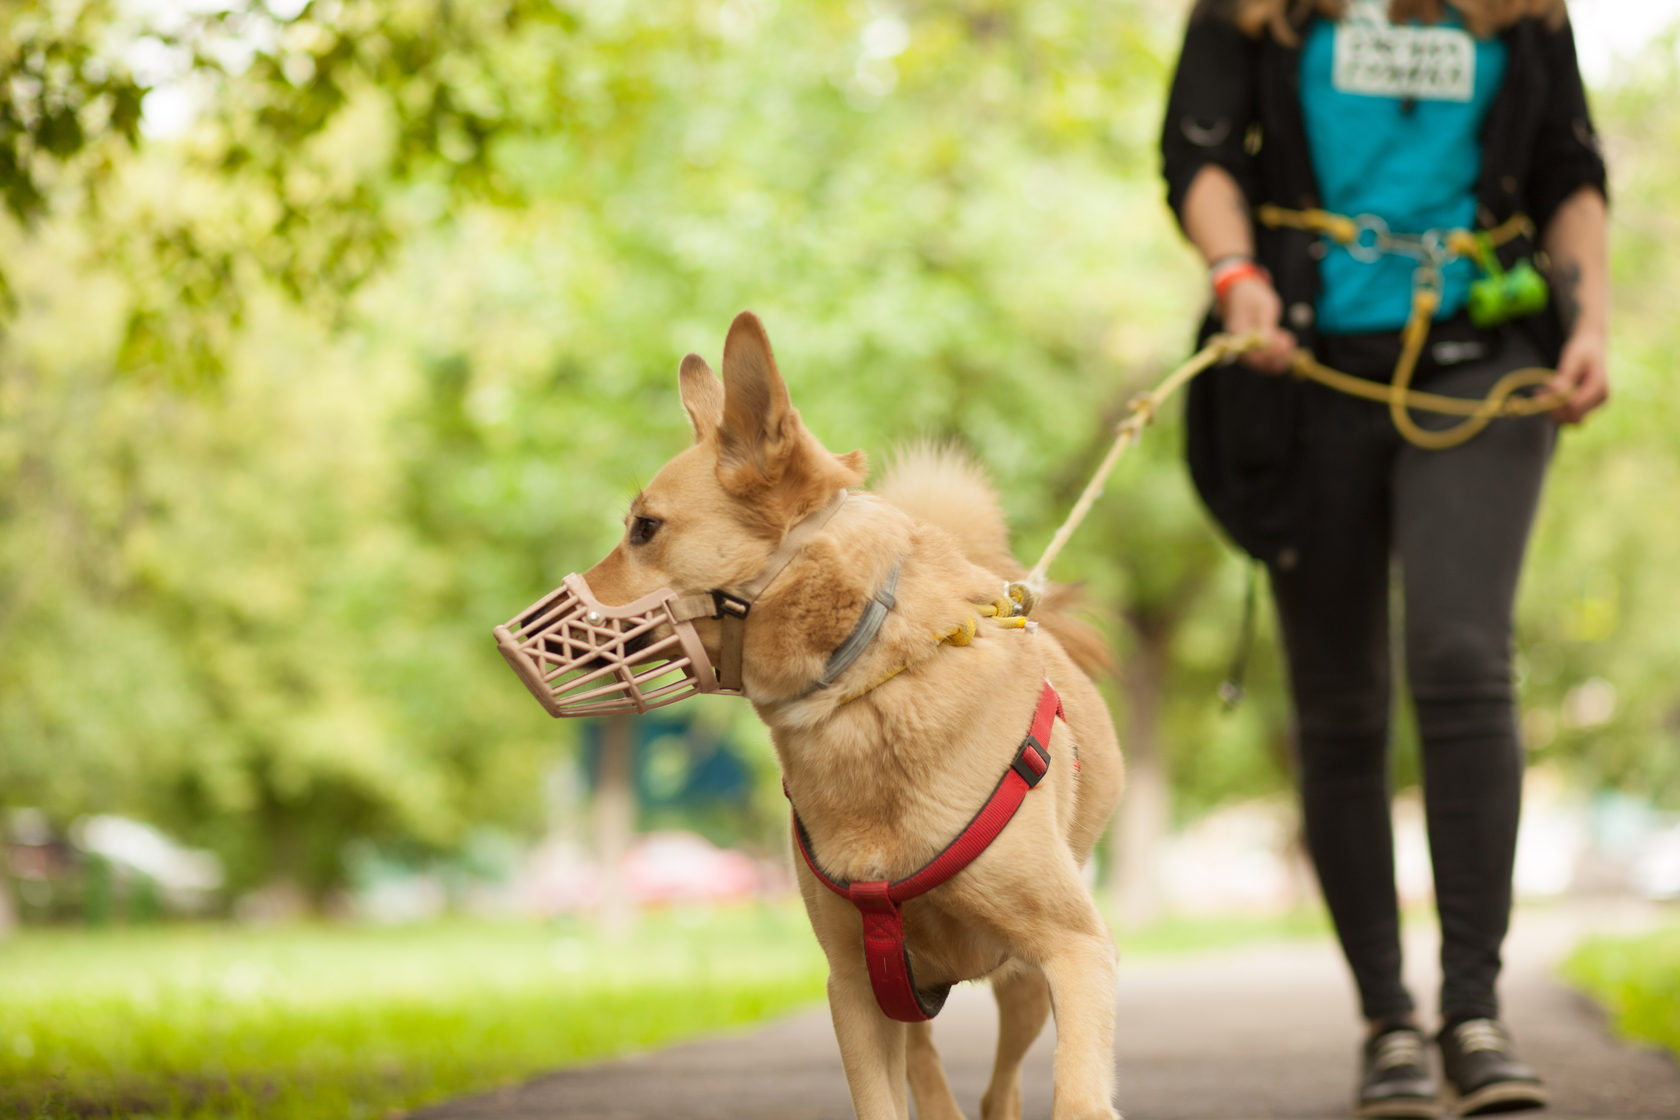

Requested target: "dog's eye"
[{"left": 629, "top": 515, "right": 663, "bottom": 546}]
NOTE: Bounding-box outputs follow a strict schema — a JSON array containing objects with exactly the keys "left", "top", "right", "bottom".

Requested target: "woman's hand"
[
  {"left": 1546, "top": 326, "right": 1609, "bottom": 424},
  {"left": 1221, "top": 276, "right": 1298, "bottom": 374},
  {"left": 1182, "top": 167, "right": 1297, "bottom": 373},
  {"left": 1538, "top": 187, "right": 1610, "bottom": 424}
]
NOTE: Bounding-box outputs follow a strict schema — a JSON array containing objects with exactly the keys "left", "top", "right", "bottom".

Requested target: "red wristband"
[{"left": 1211, "top": 259, "right": 1271, "bottom": 304}]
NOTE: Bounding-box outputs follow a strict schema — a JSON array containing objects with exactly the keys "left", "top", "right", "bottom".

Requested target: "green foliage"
[
  {"left": 0, "top": 2, "right": 146, "bottom": 227},
  {"left": 1562, "top": 922, "right": 1680, "bottom": 1058},
  {"left": 0, "top": 0, "right": 596, "bottom": 379},
  {"left": 0, "top": 908, "right": 828, "bottom": 1119},
  {"left": 1, "top": 0, "right": 1677, "bottom": 904},
  {"left": 1516, "top": 47, "right": 1680, "bottom": 804}
]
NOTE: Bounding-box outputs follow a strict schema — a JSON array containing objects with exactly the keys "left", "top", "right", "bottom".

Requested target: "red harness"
[{"left": 788, "top": 681, "right": 1063, "bottom": 1022}]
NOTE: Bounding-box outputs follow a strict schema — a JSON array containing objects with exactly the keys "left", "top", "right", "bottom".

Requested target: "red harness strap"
[{"left": 788, "top": 680, "right": 1064, "bottom": 1022}]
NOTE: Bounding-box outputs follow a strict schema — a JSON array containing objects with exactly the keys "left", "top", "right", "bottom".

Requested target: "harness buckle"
[
  {"left": 711, "top": 590, "right": 752, "bottom": 620},
  {"left": 1012, "top": 737, "right": 1051, "bottom": 788}
]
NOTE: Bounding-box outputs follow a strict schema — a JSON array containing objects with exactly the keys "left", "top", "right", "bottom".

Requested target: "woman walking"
[{"left": 1160, "top": 0, "right": 1608, "bottom": 1115}]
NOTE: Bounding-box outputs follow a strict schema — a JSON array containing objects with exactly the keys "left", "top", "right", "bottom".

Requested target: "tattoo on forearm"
[{"left": 1551, "top": 258, "right": 1583, "bottom": 335}]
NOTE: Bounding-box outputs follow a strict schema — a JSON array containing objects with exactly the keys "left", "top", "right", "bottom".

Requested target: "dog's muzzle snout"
[{"left": 493, "top": 573, "right": 728, "bottom": 718}]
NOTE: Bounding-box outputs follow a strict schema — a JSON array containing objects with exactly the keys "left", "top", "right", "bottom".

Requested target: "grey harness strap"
[{"left": 809, "top": 563, "right": 900, "bottom": 693}]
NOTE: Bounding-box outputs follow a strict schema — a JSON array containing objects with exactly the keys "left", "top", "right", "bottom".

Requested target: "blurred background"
[{"left": 1, "top": 0, "right": 1678, "bottom": 1116}]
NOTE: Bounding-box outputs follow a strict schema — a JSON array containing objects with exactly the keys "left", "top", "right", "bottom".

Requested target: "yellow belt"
[{"left": 1254, "top": 205, "right": 1560, "bottom": 451}]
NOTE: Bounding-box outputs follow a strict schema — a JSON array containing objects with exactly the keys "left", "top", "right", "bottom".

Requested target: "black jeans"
[{"left": 1270, "top": 323, "right": 1555, "bottom": 1026}]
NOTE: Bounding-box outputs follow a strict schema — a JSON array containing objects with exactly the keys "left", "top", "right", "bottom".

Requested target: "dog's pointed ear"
[
  {"left": 678, "top": 353, "right": 723, "bottom": 442},
  {"left": 717, "top": 311, "right": 796, "bottom": 489}
]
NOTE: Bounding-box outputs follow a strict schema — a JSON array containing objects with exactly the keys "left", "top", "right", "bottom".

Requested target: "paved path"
[{"left": 416, "top": 902, "right": 1680, "bottom": 1120}]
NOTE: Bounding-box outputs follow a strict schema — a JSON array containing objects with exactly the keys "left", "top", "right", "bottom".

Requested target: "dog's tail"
[
  {"left": 875, "top": 441, "right": 1112, "bottom": 679},
  {"left": 1031, "top": 583, "right": 1112, "bottom": 680},
  {"left": 875, "top": 441, "right": 1017, "bottom": 576}
]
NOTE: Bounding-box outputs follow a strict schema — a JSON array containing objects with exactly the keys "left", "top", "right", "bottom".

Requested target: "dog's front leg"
[
  {"left": 906, "top": 1019, "right": 966, "bottom": 1120},
  {"left": 982, "top": 959, "right": 1052, "bottom": 1120},
  {"left": 826, "top": 959, "right": 910, "bottom": 1120},
  {"left": 1038, "top": 912, "right": 1121, "bottom": 1120}
]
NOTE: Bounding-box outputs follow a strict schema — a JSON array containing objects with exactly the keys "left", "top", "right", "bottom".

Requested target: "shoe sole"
[
  {"left": 1357, "top": 1097, "right": 1441, "bottom": 1119},
  {"left": 1453, "top": 1080, "right": 1548, "bottom": 1116}
]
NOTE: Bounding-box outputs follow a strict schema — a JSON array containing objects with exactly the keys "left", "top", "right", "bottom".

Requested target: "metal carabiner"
[
  {"left": 1348, "top": 214, "right": 1390, "bottom": 263},
  {"left": 1412, "top": 263, "right": 1445, "bottom": 303},
  {"left": 1419, "top": 228, "right": 1453, "bottom": 268}
]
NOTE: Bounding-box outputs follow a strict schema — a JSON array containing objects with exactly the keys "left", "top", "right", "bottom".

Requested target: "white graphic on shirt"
[{"left": 1333, "top": 0, "right": 1476, "bottom": 102}]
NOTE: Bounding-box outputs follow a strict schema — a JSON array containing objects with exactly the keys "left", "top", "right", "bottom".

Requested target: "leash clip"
[{"left": 1003, "top": 580, "right": 1040, "bottom": 618}]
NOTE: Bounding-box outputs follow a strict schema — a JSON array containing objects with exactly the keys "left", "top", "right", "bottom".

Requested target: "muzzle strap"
[
  {"left": 708, "top": 488, "right": 850, "bottom": 694},
  {"left": 739, "top": 489, "right": 851, "bottom": 599},
  {"left": 715, "top": 595, "right": 751, "bottom": 693}
]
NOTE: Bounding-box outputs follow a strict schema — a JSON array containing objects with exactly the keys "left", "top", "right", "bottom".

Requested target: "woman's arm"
[
  {"left": 1160, "top": 4, "right": 1291, "bottom": 372},
  {"left": 1182, "top": 164, "right": 1297, "bottom": 372},
  {"left": 1540, "top": 185, "right": 1609, "bottom": 423},
  {"left": 1183, "top": 162, "right": 1257, "bottom": 264},
  {"left": 1161, "top": 2, "right": 1259, "bottom": 226}
]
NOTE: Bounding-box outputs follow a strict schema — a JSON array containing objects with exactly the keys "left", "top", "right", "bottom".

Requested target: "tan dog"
[{"left": 578, "top": 312, "right": 1125, "bottom": 1120}]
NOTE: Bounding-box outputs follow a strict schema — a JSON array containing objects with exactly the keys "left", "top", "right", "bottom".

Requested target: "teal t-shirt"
[{"left": 1299, "top": 0, "right": 1507, "bottom": 334}]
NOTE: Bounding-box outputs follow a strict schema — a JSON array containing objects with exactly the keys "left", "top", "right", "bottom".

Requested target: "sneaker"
[
  {"left": 1438, "top": 1018, "right": 1547, "bottom": 1116},
  {"left": 1358, "top": 1026, "right": 1440, "bottom": 1118}
]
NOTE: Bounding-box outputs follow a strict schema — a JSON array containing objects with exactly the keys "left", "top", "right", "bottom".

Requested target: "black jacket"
[
  {"left": 1162, "top": 0, "right": 1607, "bottom": 353},
  {"left": 1160, "top": 0, "right": 1608, "bottom": 565}
]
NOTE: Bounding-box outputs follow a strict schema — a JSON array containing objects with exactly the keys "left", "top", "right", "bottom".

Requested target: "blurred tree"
[
  {"left": 1513, "top": 43, "right": 1680, "bottom": 804},
  {"left": 1, "top": 0, "right": 1675, "bottom": 912},
  {"left": 2, "top": 0, "right": 619, "bottom": 381}
]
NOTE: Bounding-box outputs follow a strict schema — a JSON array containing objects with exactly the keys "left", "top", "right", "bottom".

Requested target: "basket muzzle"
[
  {"left": 493, "top": 573, "right": 732, "bottom": 718},
  {"left": 494, "top": 488, "right": 851, "bottom": 719}
]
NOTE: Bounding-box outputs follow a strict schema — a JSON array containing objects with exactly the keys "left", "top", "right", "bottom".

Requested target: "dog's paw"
[
  {"left": 1052, "top": 1105, "right": 1120, "bottom": 1120},
  {"left": 979, "top": 1088, "right": 1020, "bottom": 1120}
]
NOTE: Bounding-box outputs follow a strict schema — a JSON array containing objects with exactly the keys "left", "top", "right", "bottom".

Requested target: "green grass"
[
  {"left": 0, "top": 901, "right": 1335, "bottom": 1120},
  {"left": 0, "top": 905, "right": 828, "bottom": 1120},
  {"left": 1108, "top": 905, "right": 1333, "bottom": 955},
  {"left": 1562, "top": 920, "right": 1680, "bottom": 1058}
]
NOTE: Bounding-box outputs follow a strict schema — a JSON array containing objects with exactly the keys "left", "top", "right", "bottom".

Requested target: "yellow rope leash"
[
  {"left": 1019, "top": 208, "right": 1566, "bottom": 595},
  {"left": 833, "top": 662, "right": 910, "bottom": 706},
  {"left": 1291, "top": 290, "right": 1560, "bottom": 451},
  {"left": 1023, "top": 336, "right": 1250, "bottom": 590},
  {"left": 835, "top": 206, "right": 1568, "bottom": 699},
  {"left": 1254, "top": 205, "right": 1531, "bottom": 262},
  {"left": 1256, "top": 204, "right": 1563, "bottom": 450},
  {"left": 831, "top": 610, "right": 1005, "bottom": 706}
]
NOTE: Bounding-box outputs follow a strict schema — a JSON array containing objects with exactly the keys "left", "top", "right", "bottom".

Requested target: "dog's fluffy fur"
[
  {"left": 877, "top": 441, "right": 1113, "bottom": 679},
  {"left": 582, "top": 313, "right": 1125, "bottom": 1120}
]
